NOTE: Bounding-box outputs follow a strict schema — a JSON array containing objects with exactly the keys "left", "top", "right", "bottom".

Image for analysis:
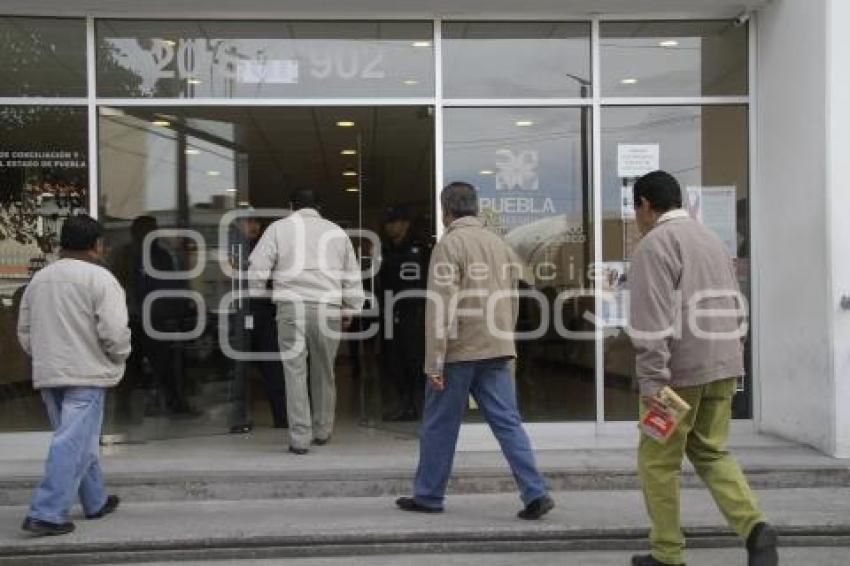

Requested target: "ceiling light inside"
[
  {"left": 161, "top": 39, "right": 177, "bottom": 47},
  {"left": 621, "top": 78, "right": 639, "bottom": 85},
  {"left": 479, "top": 170, "right": 494, "bottom": 175},
  {"left": 515, "top": 120, "right": 534, "bottom": 127},
  {"left": 186, "top": 78, "right": 203, "bottom": 85},
  {"left": 659, "top": 40, "right": 679, "bottom": 48},
  {"left": 185, "top": 148, "right": 200, "bottom": 155},
  {"left": 151, "top": 119, "right": 171, "bottom": 127},
  {"left": 343, "top": 170, "right": 358, "bottom": 177},
  {"left": 226, "top": 188, "right": 237, "bottom": 193},
  {"left": 403, "top": 79, "right": 419, "bottom": 86},
  {"left": 345, "top": 187, "right": 360, "bottom": 193},
  {"left": 206, "top": 170, "right": 221, "bottom": 177},
  {"left": 340, "top": 149, "right": 358, "bottom": 156},
  {"left": 412, "top": 41, "right": 432, "bottom": 48},
  {"left": 336, "top": 121, "right": 355, "bottom": 128}
]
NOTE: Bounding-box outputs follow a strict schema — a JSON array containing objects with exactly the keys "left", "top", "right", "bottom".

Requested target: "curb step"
[
  {"left": 2, "top": 466, "right": 849, "bottom": 506},
  {"left": 3, "top": 526, "right": 850, "bottom": 565}
]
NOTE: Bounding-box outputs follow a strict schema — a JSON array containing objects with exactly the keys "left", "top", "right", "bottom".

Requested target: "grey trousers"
[{"left": 276, "top": 302, "right": 341, "bottom": 450}]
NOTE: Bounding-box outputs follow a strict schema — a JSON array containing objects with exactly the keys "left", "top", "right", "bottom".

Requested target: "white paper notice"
[
  {"left": 687, "top": 186, "right": 738, "bottom": 257},
  {"left": 617, "top": 144, "right": 660, "bottom": 178},
  {"left": 599, "top": 261, "right": 630, "bottom": 327}
]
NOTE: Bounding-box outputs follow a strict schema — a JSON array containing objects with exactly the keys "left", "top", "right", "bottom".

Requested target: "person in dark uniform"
[
  {"left": 378, "top": 205, "right": 430, "bottom": 422},
  {"left": 229, "top": 216, "right": 288, "bottom": 432}
]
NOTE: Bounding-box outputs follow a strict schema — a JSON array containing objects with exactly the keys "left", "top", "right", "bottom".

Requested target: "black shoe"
[
  {"left": 21, "top": 517, "right": 75, "bottom": 536},
  {"left": 312, "top": 437, "right": 330, "bottom": 446},
  {"left": 517, "top": 494, "right": 555, "bottom": 520},
  {"left": 86, "top": 495, "right": 120, "bottom": 520},
  {"left": 747, "top": 522, "right": 779, "bottom": 566},
  {"left": 288, "top": 446, "right": 309, "bottom": 455},
  {"left": 631, "top": 555, "right": 684, "bottom": 566},
  {"left": 229, "top": 423, "right": 254, "bottom": 434},
  {"left": 395, "top": 496, "right": 443, "bottom": 514}
]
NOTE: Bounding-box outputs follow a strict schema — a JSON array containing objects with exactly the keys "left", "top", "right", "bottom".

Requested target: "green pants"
[{"left": 638, "top": 378, "right": 765, "bottom": 565}]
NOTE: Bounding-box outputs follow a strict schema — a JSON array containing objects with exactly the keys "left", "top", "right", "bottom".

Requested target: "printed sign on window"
[{"left": 617, "top": 144, "right": 660, "bottom": 179}]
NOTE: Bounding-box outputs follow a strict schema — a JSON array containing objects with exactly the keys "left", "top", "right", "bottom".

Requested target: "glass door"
[{"left": 98, "top": 105, "right": 434, "bottom": 442}]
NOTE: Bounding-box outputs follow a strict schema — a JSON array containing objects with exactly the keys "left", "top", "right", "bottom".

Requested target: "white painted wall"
[
  {"left": 755, "top": 0, "right": 835, "bottom": 452},
  {"left": 827, "top": 0, "right": 850, "bottom": 457}
]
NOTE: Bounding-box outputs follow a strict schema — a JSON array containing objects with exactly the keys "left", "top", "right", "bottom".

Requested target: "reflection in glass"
[
  {"left": 442, "top": 22, "right": 591, "bottom": 99},
  {"left": 601, "top": 20, "right": 748, "bottom": 97},
  {"left": 96, "top": 20, "right": 434, "bottom": 98},
  {"left": 600, "top": 105, "right": 750, "bottom": 420},
  {"left": 444, "top": 107, "right": 594, "bottom": 421},
  {"left": 0, "top": 106, "right": 88, "bottom": 432},
  {"left": 0, "top": 17, "right": 87, "bottom": 97}
]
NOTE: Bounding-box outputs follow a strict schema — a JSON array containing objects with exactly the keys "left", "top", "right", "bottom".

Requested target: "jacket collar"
[
  {"left": 446, "top": 215, "right": 483, "bottom": 233},
  {"left": 656, "top": 208, "right": 690, "bottom": 226}
]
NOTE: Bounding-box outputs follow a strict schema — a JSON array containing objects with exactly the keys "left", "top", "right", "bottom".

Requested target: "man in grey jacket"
[
  {"left": 18, "top": 215, "right": 130, "bottom": 536},
  {"left": 395, "top": 182, "right": 553, "bottom": 520},
  {"left": 628, "top": 171, "right": 777, "bottom": 566}
]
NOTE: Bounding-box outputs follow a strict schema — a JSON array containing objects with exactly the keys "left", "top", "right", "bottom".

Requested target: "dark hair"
[
  {"left": 441, "top": 182, "right": 479, "bottom": 219},
  {"left": 633, "top": 170, "right": 682, "bottom": 213},
  {"left": 130, "top": 215, "right": 157, "bottom": 241},
  {"left": 290, "top": 187, "right": 317, "bottom": 211},
  {"left": 60, "top": 214, "right": 103, "bottom": 251}
]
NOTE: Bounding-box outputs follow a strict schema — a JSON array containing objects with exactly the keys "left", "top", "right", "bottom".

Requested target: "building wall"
[
  {"left": 755, "top": 0, "right": 834, "bottom": 452},
  {"left": 828, "top": 0, "right": 850, "bottom": 457}
]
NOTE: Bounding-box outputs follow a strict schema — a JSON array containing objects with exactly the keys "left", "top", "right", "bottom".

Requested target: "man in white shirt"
[{"left": 248, "top": 189, "right": 364, "bottom": 454}]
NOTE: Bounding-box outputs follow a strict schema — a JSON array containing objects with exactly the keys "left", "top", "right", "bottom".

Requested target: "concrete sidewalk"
[{"left": 1, "top": 488, "right": 849, "bottom": 564}]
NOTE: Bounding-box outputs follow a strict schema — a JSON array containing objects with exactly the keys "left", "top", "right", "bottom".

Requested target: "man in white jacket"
[
  {"left": 248, "top": 189, "right": 364, "bottom": 454},
  {"left": 18, "top": 215, "right": 131, "bottom": 536}
]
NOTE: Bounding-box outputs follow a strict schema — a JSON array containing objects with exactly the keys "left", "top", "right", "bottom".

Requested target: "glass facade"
[
  {"left": 96, "top": 20, "right": 435, "bottom": 98},
  {"left": 600, "top": 20, "right": 748, "bottom": 97},
  {"left": 0, "top": 105, "right": 88, "bottom": 431},
  {"left": 443, "top": 107, "right": 594, "bottom": 421},
  {"left": 600, "top": 105, "right": 751, "bottom": 420},
  {"left": 0, "top": 16, "right": 752, "bottom": 440},
  {"left": 0, "top": 17, "right": 87, "bottom": 97},
  {"left": 97, "top": 106, "right": 433, "bottom": 439},
  {"left": 442, "top": 22, "right": 591, "bottom": 98}
]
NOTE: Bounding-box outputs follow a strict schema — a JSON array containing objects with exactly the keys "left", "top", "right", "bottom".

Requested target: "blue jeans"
[
  {"left": 413, "top": 358, "right": 548, "bottom": 509},
  {"left": 28, "top": 387, "right": 108, "bottom": 524}
]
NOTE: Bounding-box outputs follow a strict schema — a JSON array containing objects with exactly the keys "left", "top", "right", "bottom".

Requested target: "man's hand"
[
  {"left": 428, "top": 372, "right": 445, "bottom": 391},
  {"left": 641, "top": 393, "right": 668, "bottom": 415}
]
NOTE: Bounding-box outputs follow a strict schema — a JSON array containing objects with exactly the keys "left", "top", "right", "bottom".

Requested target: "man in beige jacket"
[
  {"left": 18, "top": 215, "right": 130, "bottom": 536},
  {"left": 628, "top": 171, "right": 777, "bottom": 566},
  {"left": 395, "top": 182, "right": 553, "bottom": 520}
]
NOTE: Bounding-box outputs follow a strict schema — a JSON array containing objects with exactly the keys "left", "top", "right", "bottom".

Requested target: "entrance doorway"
[{"left": 97, "top": 105, "right": 434, "bottom": 441}]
